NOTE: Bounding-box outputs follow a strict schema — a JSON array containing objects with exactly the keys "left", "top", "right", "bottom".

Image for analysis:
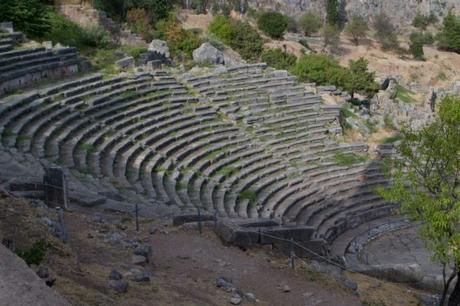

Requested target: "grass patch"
[
  {"left": 16, "top": 239, "right": 48, "bottom": 266},
  {"left": 239, "top": 189, "right": 257, "bottom": 205},
  {"left": 380, "top": 134, "right": 402, "bottom": 144},
  {"left": 334, "top": 152, "right": 368, "bottom": 166},
  {"left": 16, "top": 134, "right": 30, "bottom": 143},
  {"left": 78, "top": 143, "right": 95, "bottom": 153},
  {"left": 383, "top": 114, "right": 396, "bottom": 130},
  {"left": 394, "top": 85, "right": 416, "bottom": 103},
  {"left": 216, "top": 166, "right": 237, "bottom": 178}
]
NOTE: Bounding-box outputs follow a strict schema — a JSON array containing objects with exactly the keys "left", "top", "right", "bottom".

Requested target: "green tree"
[
  {"left": 290, "top": 53, "right": 343, "bottom": 84},
  {"left": 437, "top": 10, "right": 460, "bottom": 53},
  {"left": 209, "top": 16, "right": 263, "bottom": 61},
  {"left": 257, "top": 11, "right": 288, "bottom": 39},
  {"left": 322, "top": 25, "right": 341, "bottom": 53},
  {"left": 0, "top": 0, "right": 51, "bottom": 38},
  {"left": 326, "top": 0, "right": 340, "bottom": 26},
  {"left": 412, "top": 12, "right": 438, "bottom": 30},
  {"left": 261, "top": 48, "right": 297, "bottom": 70},
  {"left": 345, "top": 15, "right": 369, "bottom": 45},
  {"left": 409, "top": 31, "right": 425, "bottom": 60},
  {"left": 298, "top": 12, "right": 322, "bottom": 36},
  {"left": 378, "top": 96, "right": 460, "bottom": 306},
  {"left": 373, "top": 13, "right": 399, "bottom": 50},
  {"left": 343, "top": 58, "right": 378, "bottom": 98}
]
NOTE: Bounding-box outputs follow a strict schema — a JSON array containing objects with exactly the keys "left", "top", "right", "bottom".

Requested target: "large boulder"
[
  {"left": 193, "top": 43, "right": 225, "bottom": 65},
  {"left": 148, "top": 39, "right": 170, "bottom": 59}
]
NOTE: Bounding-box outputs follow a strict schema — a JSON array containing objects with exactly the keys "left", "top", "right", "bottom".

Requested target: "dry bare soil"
[{"left": 0, "top": 194, "right": 431, "bottom": 305}]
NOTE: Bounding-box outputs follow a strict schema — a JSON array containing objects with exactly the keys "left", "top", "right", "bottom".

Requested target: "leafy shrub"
[
  {"left": 209, "top": 16, "right": 263, "bottom": 61},
  {"left": 326, "top": 0, "right": 340, "bottom": 26},
  {"left": 412, "top": 12, "right": 438, "bottom": 30},
  {"left": 394, "top": 84, "right": 416, "bottom": 103},
  {"left": 0, "top": 0, "right": 51, "bottom": 38},
  {"left": 373, "top": 13, "right": 399, "bottom": 50},
  {"left": 93, "top": 0, "right": 173, "bottom": 23},
  {"left": 409, "top": 31, "right": 425, "bottom": 60},
  {"left": 291, "top": 54, "right": 378, "bottom": 98},
  {"left": 126, "top": 8, "right": 154, "bottom": 41},
  {"left": 285, "top": 15, "right": 298, "bottom": 33},
  {"left": 261, "top": 48, "right": 297, "bottom": 70},
  {"left": 257, "top": 11, "right": 288, "bottom": 39},
  {"left": 322, "top": 25, "right": 341, "bottom": 53},
  {"left": 44, "top": 10, "right": 112, "bottom": 50},
  {"left": 334, "top": 152, "right": 368, "bottom": 166},
  {"left": 437, "top": 11, "right": 460, "bottom": 53},
  {"left": 16, "top": 239, "right": 48, "bottom": 266},
  {"left": 155, "top": 13, "right": 203, "bottom": 59},
  {"left": 290, "top": 53, "right": 342, "bottom": 84},
  {"left": 345, "top": 15, "right": 369, "bottom": 45},
  {"left": 299, "top": 12, "right": 322, "bottom": 36}
]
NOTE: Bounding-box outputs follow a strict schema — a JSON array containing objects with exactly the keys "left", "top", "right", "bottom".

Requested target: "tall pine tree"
[{"left": 326, "top": 0, "right": 340, "bottom": 26}]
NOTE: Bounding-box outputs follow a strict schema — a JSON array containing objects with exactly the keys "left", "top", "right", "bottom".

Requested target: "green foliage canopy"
[
  {"left": 437, "top": 11, "right": 460, "bottom": 54},
  {"left": 298, "top": 12, "right": 322, "bottom": 36},
  {"left": 409, "top": 31, "right": 425, "bottom": 60},
  {"left": 378, "top": 96, "right": 460, "bottom": 305},
  {"left": 261, "top": 48, "right": 297, "bottom": 70},
  {"left": 291, "top": 54, "right": 378, "bottom": 98},
  {"left": 0, "top": 0, "right": 51, "bottom": 38},
  {"left": 345, "top": 15, "right": 369, "bottom": 46},
  {"left": 257, "top": 11, "right": 288, "bottom": 39},
  {"left": 209, "top": 16, "right": 263, "bottom": 61}
]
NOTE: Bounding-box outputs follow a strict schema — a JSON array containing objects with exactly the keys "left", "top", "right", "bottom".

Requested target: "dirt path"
[{"left": 151, "top": 229, "right": 360, "bottom": 306}]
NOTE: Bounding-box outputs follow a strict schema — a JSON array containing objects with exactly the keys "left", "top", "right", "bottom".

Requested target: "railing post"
[
  {"left": 289, "top": 238, "right": 295, "bottom": 270},
  {"left": 135, "top": 203, "right": 139, "bottom": 232},
  {"left": 197, "top": 206, "right": 202, "bottom": 235}
]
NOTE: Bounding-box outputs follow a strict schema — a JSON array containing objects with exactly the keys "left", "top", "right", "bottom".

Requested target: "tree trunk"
[{"left": 448, "top": 272, "right": 460, "bottom": 306}]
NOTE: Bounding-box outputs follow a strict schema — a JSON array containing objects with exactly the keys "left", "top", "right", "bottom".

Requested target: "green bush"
[
  {"left": 334, "top": 152, "right": 368, "bottom": 166},
  {"left": 437, "top": 11, "right": 460, "bottom": 53},
  {"left": 373, "top": 13, "right": 399, "bottom": 50},
  {"left": 299, "top": 12, "right": 322, "bottom": 36},
  {"left": 261, "top": 48, "right": 297, "bottom": 70},
  {"left": 291, "top": 54, "right": 378, "bottom": 98},
  {"left": 0, "top": 0, "right": 51, "bottom": 39},
  {"left": 16, "top": 239, "right": 48, "bottom": 266},
  {"left": 257, "top": 11, "right": 288, "bottom": 39},
  {"left": 412, "top": 12, "right": 438, "bottom": 30},
  {"left": 409, "top": 31, "right": 425, "bottom": 60},
  {"left": 285, "top": 15, "right": 298, "bottom": 33},
  {"left": 209, "top": 16, "right": 263, "bottom": 61},
  {"left": 44, "top": 10, "right": 112, "bottom": 50},
  {"left": 92, "top": 0, "right": 173, "bottom": 23},
  {"left": 345, "top": 15, "right": 369, "bottom": 45},
  {"left": 326, "top": 0, "right": 340, "bottom": 26}
]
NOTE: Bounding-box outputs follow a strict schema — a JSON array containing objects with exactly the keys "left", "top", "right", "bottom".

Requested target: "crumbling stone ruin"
[{"left": 1, "top": 23, "right": 440, "bottom": 296}]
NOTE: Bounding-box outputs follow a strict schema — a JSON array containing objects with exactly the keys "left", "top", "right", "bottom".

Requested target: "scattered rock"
[
  {"left": 282, "top": 284, "right": 291, "bottom": 292},
  {"left": 134, "top": 244, "right": 152, "bottom": 262},
  {"left": 148, "top": 39, "right": 170, "bottom": 59},
  {"left": 109, "top": 269, "right": 123, "bottom": 281},
  {"left": 107, "top": 279, "right": 128, "bottom": 293},
  {"left": 216, "top": 277, "right": 235, "bottom": 292},
  {"left": 193, "top": 42, "right": 225, "bottom": 65},
  {"left": 129, "top": 268, "right": 151, "bottom": 282},
  {"left": 244, "top": 292, "right": 257, "bottom": 302},
  {"left": 116, "top": 57, "right": 135, "bottom": 70},
  {"left": 132, "top": 255, "right": 147, "bottom": 265},
  {"left": 230, "top": 293, "right": 243, "bottom": 305},
  {"left": 36, "top": 266, "right": 49, "bottom": 279},
  {"left": 343, "top": 279, "right": 358, "bottom": 291}
]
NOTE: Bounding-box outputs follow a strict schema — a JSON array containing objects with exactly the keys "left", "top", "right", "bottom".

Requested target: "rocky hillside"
[{"left": 248, "top": 0, "right": 460, "bottom": 24}]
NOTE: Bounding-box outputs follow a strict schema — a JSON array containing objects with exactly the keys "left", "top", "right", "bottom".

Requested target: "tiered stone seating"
[
  {"left": 0, "top": 29, "right": 80, "bottom": 96},
  {"left": 0, "top": 63, "right": 394, "bottom": 253}
]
